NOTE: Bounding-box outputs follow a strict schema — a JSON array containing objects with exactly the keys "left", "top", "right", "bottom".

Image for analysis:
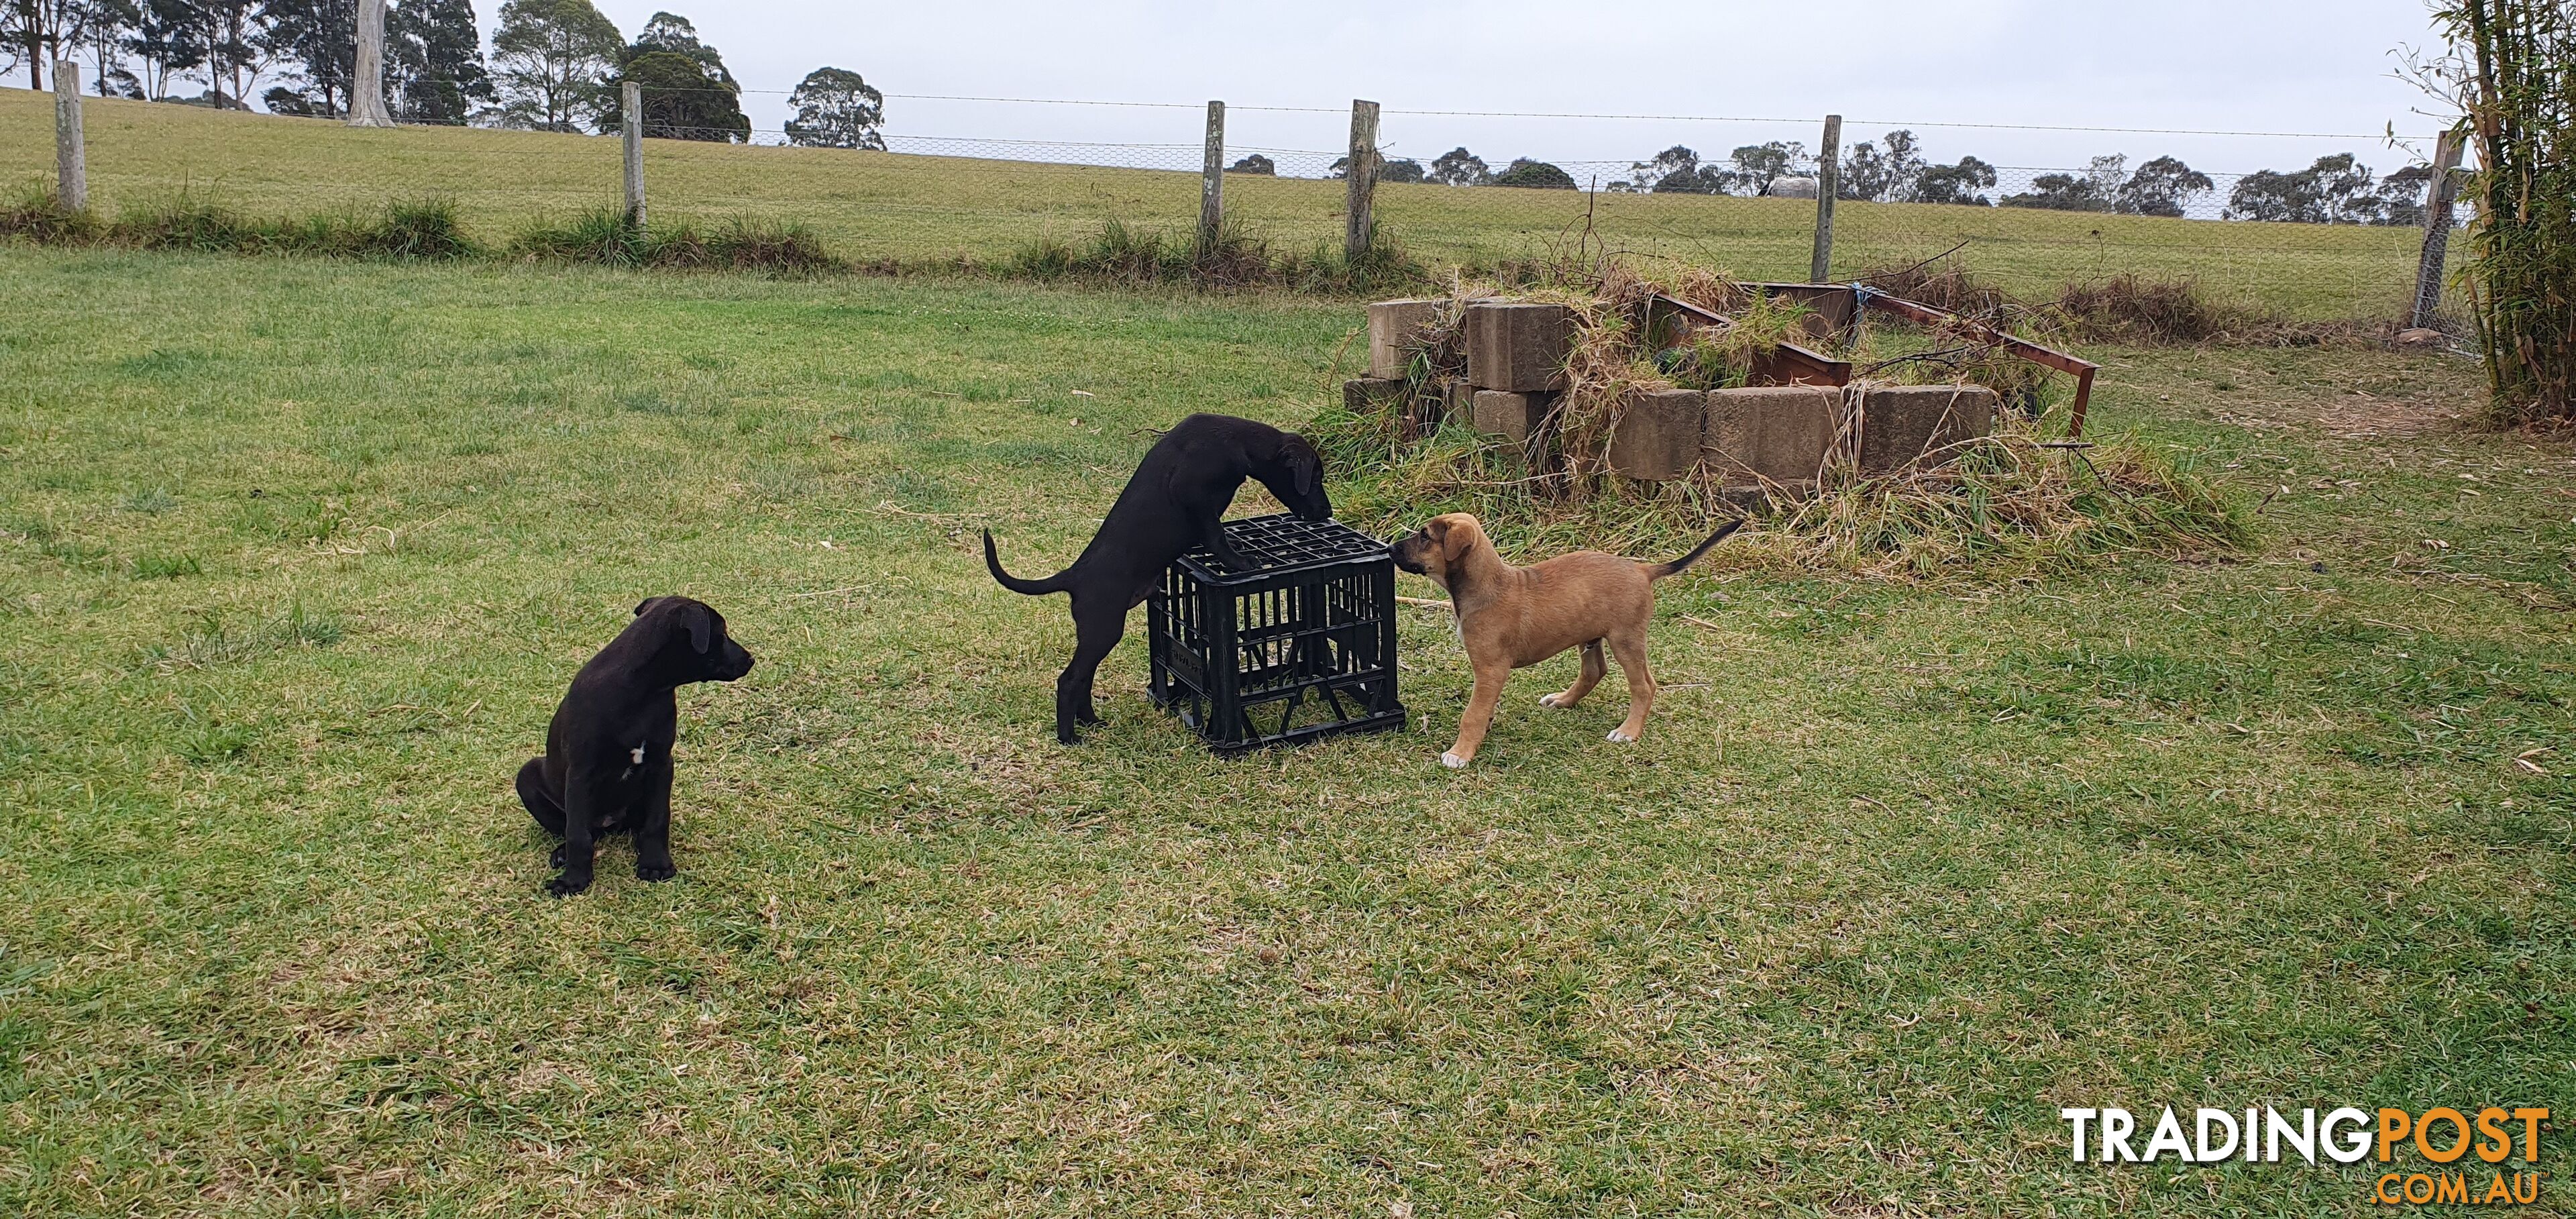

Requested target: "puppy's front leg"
[
  {"left": 547, "top": 773, "right": 601, "bottom": 897},
  {"left": 1199, "top": 514, "right": 1256, "bottom": 574},
  {"left": 1442, "top": 659, "right": 1511, "bottom": 769},
  {"left": 633, "top": 755, "right": 677, "bottom": 883}
]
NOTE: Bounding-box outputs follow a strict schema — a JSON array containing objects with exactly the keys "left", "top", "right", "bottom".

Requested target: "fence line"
[{"left": 9, "top": 83, "right": 2466, "bottom": 324}]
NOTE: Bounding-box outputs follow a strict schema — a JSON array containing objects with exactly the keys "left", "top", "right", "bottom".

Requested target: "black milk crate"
[{"left": 1148, "top": 514, "right": 1407, "bottom": 753}]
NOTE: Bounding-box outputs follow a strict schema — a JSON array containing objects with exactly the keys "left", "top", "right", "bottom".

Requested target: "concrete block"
[
  {"left": 1464, "top": 301, "right": 1575, "bottom": 392},
  {"left": 1342, "top": 376, "right": 1406, "bottom": 416},
  {"left": 1858, "top": 384, "right": 1997, "bottom": 474},
  {"left": 1704, "top": 386, "right": 1838, "bottom": 489},
  {"left": 1367, "top": 299, "right": 1444, "bottom": 378},
  {"left": 1609, "top": 389, "right": 1707, "bottom": 482},
  {"left": 1472, "top": 389, "right": 1554, "bottom": 445}
]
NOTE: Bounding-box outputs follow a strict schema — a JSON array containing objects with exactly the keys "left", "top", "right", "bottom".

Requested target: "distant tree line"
[
  {"left": 1597, "top": 131, "right": 2447, "bottom": 225},
  {"left": 0, "top": 0, "right": 885, "bottom": 148},
  {"left": 1291, "top": 129, "right": 2451, "bottom": 225},
  {"left": 1321, "top": 148, "right": 1582, "bottom": 190}
]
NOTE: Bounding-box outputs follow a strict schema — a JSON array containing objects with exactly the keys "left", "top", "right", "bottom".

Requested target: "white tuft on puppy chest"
[{"left": 631, "top": 745, "right": 646, "bottom": 765}]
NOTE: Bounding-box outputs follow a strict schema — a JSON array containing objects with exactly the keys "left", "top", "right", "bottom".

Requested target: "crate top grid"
[{"left": 1171, "top": 514, "right": 1389, "bottom": 583}]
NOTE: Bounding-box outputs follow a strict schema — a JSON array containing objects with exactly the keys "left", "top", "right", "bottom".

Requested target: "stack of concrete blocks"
[{"left": 1346, "top": 298, "right": 1998, "bottom": 492}]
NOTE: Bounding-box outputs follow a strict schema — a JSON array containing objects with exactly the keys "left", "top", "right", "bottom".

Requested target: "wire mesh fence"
[{"left": 2, "top": 81, "right": 2462, "bottom": 323}]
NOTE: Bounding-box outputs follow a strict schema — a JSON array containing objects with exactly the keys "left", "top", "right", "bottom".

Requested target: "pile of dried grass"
[
  {"left": 1763, "top": 417, "right": 2250, "bottom": 578},
  {"left": 2055, "top": 273, "right": 2268, "bottom": 344},
  {"left": 1860, "top": 259, "right": 2021, "bottom": 318},
  {"left": 1855, "top": 257, "right": 2289, "bottom": 347}
]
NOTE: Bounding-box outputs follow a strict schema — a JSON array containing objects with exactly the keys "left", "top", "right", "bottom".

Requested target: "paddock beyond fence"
[{"left": 2, "top": 87, "right": 2463, "bottom": 323}]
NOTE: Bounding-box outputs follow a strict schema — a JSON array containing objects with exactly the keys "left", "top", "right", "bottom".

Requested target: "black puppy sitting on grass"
[
  {"left": 517, "top": 596, "right": 755, "bottom": 896},
  {"left": 983, "top": 413, "right": 1331, "bottom": 744}
]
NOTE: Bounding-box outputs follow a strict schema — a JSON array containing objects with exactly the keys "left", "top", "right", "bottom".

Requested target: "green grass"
[
  {"left": 1, "top": 87, "right": 2440, "bottom": 319},
  {"left": 1, "top": 248, "right": 2572, "bottom": 1215}
]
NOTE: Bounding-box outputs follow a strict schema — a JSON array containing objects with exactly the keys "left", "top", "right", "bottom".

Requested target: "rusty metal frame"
[
  {"left": 1743, "top": 282, "right": 2102, "bottom": 437},
  {"left": 1856, "top": 292, "right": 2100, "bottom": 438},
  {"left": 1646, "top": 295, "right": 1853, "bottom": 388}
]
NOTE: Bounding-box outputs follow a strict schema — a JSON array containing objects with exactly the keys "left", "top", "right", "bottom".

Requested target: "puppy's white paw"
[
  {"left": 1607, "top": 729, "right": 1638, "bottom": 743},
  {"left": 1538, "top": 693, "right": 1562, "bottom": 708},
  {"left": 1440, "top": 751, "right": 1469, "bottom": 769}
]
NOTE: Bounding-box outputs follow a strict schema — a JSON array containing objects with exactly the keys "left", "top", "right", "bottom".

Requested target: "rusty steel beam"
[
  {"left": 1858, "top": 292, "right": 2101, "bottom": 437},
  {"left": 1746, "top": 344, "right": 1854, "bottom": 388}
]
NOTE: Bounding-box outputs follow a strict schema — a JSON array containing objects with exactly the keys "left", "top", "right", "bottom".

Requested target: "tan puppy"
[{"left": 1391, "top": 513, "right": 1741, "bottom": 768}]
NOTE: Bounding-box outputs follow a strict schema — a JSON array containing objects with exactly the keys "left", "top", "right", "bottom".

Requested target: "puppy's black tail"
[
  {"left": 1648, "top": 518, "right": 1746, "bottom": 579},
  {"left": 983, "top": 529, "right": 1073, "bottom": 596}
]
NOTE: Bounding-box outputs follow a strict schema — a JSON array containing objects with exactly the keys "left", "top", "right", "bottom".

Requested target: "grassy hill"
[{"left": 2, "top": 87, "right": 2432, "bottom": 319}]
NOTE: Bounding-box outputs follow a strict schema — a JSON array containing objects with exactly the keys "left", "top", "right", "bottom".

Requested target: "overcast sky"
[{"left": 538, "top": 1, "right": 2457, "bottom": 176}]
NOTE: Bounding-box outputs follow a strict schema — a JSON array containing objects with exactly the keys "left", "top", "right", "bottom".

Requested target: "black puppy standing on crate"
[
  {"left": 983, "top": 413, "right": 1331, "bottom": 743},
  {"left": 517, "top": 596, "right": 755, "bottom": 896}
]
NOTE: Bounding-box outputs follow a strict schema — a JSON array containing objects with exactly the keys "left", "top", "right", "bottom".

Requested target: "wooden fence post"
[
  {"left": 348, "top": 0, "right": 394, "bottom": 127},
  {"left": 1345, "top": 99, "right": 1381, "bottom": 265},
  {"left": 2411, "top": 129, "right": 2466, "bottom": 330},
  {"left": 1198, "top": 100, "right": 1225, "bottom": 255},
  {"left": 623, "top": 81, "right": 647, "bottom": 226},
  {"left": 1811, "top": 113, "right": 1842, "bottom": 283},
  {"left": 53, "top": 61, "right": 85, "bottom": 212}
]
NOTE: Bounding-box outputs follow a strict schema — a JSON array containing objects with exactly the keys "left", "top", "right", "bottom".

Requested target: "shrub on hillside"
[
  {"left": 0, "top": 187, "right": 104, "bottom": 243},
  {"left": 1006, "top": 217, "right": 1424, "bottom": 295},
  {"left": 512, "top": 209, "right": 842, "bottom": 274}
]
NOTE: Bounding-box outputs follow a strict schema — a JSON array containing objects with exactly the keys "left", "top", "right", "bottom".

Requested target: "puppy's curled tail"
[
  {"left": 1648, "top": 518, "right": 1746, "bottom": 580},
  {"left": 983, "top": 529, "right": 1073, "bottom": 596}
]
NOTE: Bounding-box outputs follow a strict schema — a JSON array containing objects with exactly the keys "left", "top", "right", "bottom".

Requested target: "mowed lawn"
[
  {"left": 0, "top": 87, "right": 2433, "bottom": 320},
  {"left": 1, "top": 248, "right": 2572, "bottom": 1216}
]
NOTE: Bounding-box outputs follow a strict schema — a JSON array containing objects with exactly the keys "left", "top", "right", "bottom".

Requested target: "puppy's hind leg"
[
  {"left": 1054, "top": 596, "right": 1126, "bottom": 744},
  {"left": 517, "top": 758, "right": 566, "bottom": 836},
  {"left": 1603, "top": 629, "right": 1658, "bottom": 744},
  {"left": 1540, "top": 640, "right": 1608, "bottom": 709}
]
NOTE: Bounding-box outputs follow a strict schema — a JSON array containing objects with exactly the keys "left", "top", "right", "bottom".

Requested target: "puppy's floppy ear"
[
  {"left": 676, "top": 602, "right": 714, "bottom": 654},
  {"left": 1285, "top": 437, "right": 1318, "bottom": 496},
  {"left": 1440, "top": 517, "right": 1476, "bottom": 563}
]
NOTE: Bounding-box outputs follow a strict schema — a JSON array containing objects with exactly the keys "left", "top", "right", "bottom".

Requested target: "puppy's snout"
[
  {"left": 1389, "top": 534, "right": 1427, "bottom": 574},
  {"left": 719, "top": 644, "right": 756, "bottom": 681}
]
